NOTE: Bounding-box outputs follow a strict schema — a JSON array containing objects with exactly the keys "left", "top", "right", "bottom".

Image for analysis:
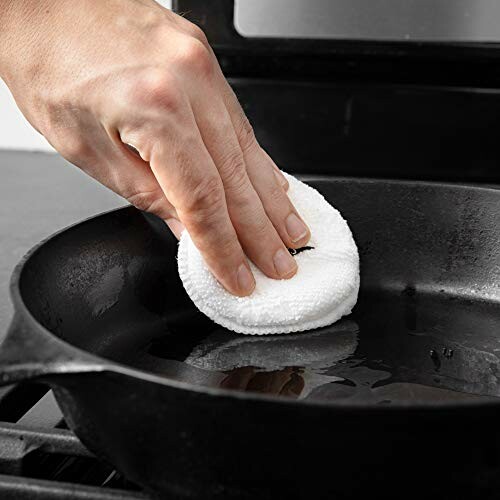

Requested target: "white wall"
[
  {"left": 0, "top": 81, "right": 54, "bottom": 151},
  {"left": 0, "top": 0, "right": 171, "bottom": 152}
]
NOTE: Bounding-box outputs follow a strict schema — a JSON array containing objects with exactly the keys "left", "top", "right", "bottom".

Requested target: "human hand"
[{"left": 0, "top": 0, "right": 310, "bottom": 296}]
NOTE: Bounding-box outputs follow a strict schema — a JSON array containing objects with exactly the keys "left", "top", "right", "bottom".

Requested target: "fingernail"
[
  {"left": 273, "top": 248, "right": 298, "bottom": 278},
  {"left": 285, "top": 213, "right": 308, "bottom": 243},
  {"left": 237, "top": 263, "right": 255, "bottom": 295},
  {"left": 165, "top": 218, "right": 186, "bottom": 240}
]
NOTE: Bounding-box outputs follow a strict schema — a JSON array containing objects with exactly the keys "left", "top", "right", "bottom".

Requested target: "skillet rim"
[{"left": 8, "top": 176, "right": 500, "bottom": 413}]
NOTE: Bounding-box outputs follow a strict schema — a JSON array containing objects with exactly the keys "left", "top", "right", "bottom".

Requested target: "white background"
[{"left": 0, "top": 0, "right": 171, "bottom": 152}]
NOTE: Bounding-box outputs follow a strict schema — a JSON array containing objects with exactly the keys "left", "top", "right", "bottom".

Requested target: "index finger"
[
  {"left": 156, "top": 134, "right": 256, "bottom": 297},
  {"left": 124, "top": 102, "right": 256, "bottom": 297}
]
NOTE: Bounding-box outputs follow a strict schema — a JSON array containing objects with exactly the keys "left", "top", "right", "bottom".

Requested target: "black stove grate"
[{"left": 0, "top": 384, "right": 152, "bottom": 499}]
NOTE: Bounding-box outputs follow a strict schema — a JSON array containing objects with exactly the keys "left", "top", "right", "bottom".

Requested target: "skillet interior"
[{"left": 17, "top": 178, "right": 500, "bottom": 405}]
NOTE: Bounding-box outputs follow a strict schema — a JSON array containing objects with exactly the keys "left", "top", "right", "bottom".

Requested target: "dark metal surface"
[
  {"left": 174, "top": 0, "right": 500, "bottom": 87},
  {"left": 0, "top": 422, "right": 91, "bottom": 464},
  {"left": 0, "top": 177, "right": 499, "bottom": 498},
  {"left": 0, "top": 385, "right": 151, "bottom": 498},
  {"left": 234, "top": 79, "right": 500, "bottom": 182},
  {"left": 0, "top": 475, "right": 148, "bottom": 500}
]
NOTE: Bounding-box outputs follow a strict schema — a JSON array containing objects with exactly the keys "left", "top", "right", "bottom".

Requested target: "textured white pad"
[{"left": 178, "top": 174, "right": 360, "bottom": 335}]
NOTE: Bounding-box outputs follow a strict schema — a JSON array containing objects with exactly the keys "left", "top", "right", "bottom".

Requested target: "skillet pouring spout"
[{"left": 0, "top": 313, "right": 109, "bottom": 386}]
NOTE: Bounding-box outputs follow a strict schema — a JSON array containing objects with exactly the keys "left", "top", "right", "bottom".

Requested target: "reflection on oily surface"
[
  {"left": 185, "top": 323, "right": 358, "bottom": 372},
  {"left": 220, "top": 366, "right": 305, "bottom": 398},
  {"left": 133, "top": 290, "right": 500, "bottom": 405},
  {"left": 185, "top": 322, "right": 358, "bottom": 400}
]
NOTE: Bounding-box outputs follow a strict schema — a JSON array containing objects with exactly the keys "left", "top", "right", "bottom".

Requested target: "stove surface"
[{"left": 0, "top": 384, "right": 150, "bottom": 498}]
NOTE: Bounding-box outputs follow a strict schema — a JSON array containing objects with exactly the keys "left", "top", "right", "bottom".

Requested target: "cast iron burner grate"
[{"left": 0, "top": 384, "right": 153, "bottom": 499}]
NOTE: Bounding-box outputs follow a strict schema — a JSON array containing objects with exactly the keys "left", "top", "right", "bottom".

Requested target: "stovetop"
[
  {"left": 0, "top": 151, "right": 152, "bottom": 498},
  {"left": 0, "top": 385, "right": 149, "bottom": 499}
]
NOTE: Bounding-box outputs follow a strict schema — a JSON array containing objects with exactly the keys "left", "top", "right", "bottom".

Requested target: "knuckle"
[
  {"left": 187, "top": 23, "right": 209, "bottom": 48},
  {"left": 176, "top": 37, "right": 213, "bottom": 77},
  {"left": 126, "top": 188, "right": 167, "bottom": 216},
  {"left": 216, "top": 237, "right": 240, "bottom": 261},
  {"left": 229, "top": 190, "right": 269, "bottom": 233},
  {"left": 183, "top": 175, "right": 225, "bottom": 215},
  {"left": 268, "top": 183, "right": 286, "bottom": 204},
  {"left": 231, "top": 209, "right": 272, "bottom": 252},
  {"left": 250, "top": 213, "right": 272, "bottom": 239},
  {"left": 130, "top": 69, "right": 182, "bottom": 113},
  {"left": 218, "top": 151, "right": 248, "bottom": 192}
]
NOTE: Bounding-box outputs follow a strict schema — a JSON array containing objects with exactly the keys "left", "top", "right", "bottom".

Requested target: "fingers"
[
  {"left": 119, "top": 92, "right": 255, "bottom": 296},
  {"left": 245, "top": 147, "right": 310, "bottom": 248},
  {"left": 103, "top": 146, "right": 186, "bottom": 239},
  {"left": 226, "top": 108, "right": 309, "bottom": 248},
  {"left": 116, "top": 148, "right": 187, "bottom": 239},
  {"left": 212, "top": 74, "right": 310, "bottom": 248},
  {"left": 191, "top": 95, "right": 298, "bottom": 280},
  {"left": 106, "top": 70, "right": 255, "bottom": 295},
  {"left": 196, "top": 45, "right": 290, "bottom": 194},
  {"left": 160, "top": 150, "right": 255, "bottom": 297},
  {"left": 52, "top": 124, "right": 186, "bottom": 240},
  {"left": 165, "top": 218, "right": 185, "bottom": 240},
  {"left": 153, "top": 150, "right": 255, "bottom": 297},
  {"left": 101, "top": 42, "right": 306, "bottom": 295},
  {"left": 122, "top": 142, "right": 186, "bottom": 239}
]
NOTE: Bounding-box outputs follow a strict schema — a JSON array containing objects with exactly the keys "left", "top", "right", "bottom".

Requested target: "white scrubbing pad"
[{"left": 178, "top": 173, "right": 360, "bottom": 335}]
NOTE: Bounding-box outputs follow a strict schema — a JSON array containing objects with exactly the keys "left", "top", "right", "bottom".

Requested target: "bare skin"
[{"left": 0, "top": 0, "right": 310, "bottom": 296}]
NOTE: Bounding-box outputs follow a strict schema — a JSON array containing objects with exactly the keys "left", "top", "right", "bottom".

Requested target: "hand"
[{"left": 0, "top": 0, "right": 310, "bottom": 296}]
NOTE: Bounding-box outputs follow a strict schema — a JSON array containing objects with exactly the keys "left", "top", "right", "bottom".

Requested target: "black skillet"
[{"left": 1, "top": 177, "right": 500, "bottom": 499}]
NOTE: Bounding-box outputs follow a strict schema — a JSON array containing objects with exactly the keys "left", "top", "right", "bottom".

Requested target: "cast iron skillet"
[{"left": 1, "top": 177, "right": 500, "bottom": 499}]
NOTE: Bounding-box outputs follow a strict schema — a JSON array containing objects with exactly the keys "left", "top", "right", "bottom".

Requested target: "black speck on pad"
[{"left": 288, "top": 246, "right": 315, "bottom": 256}]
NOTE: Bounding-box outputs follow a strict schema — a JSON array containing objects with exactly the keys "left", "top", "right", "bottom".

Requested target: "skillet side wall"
[
  {"left": 12, "top": 180, "right": 500, "bottom": 498},
  {"left": 54, "top": 370, "right": 500, "bottom": 499},
  {"left": 315, "top": 180, "right": 500, "bottom": 301}
]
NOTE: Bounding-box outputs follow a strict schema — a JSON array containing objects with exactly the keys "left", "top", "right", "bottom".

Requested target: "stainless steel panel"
[{"left": 234, "top": 0, "right": 500, "bottom": 41}]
